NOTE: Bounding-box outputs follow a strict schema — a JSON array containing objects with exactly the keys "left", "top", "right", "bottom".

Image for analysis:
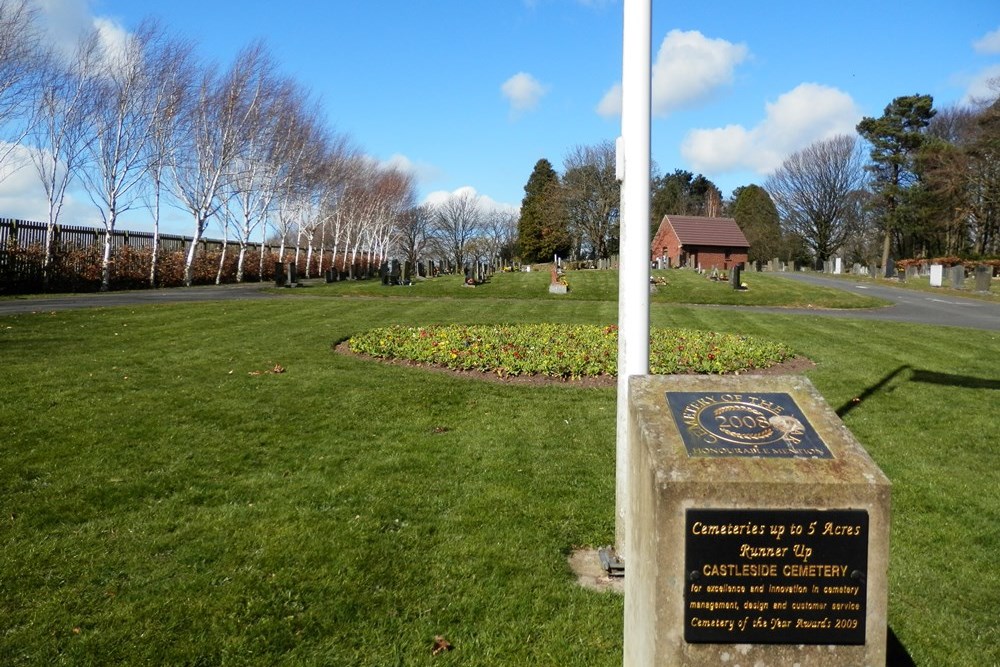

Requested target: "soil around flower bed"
[{"left": 334, "top": 340, "right": 815, "bottom": 387}]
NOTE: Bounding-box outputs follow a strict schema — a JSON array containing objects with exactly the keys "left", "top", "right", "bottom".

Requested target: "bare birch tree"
[
  {"left": 27, "top": 34, "right": 100, "bottom": 284},
  {"left": 80, "top": 21, "right": 180, "bottom": 291},
  {"left": 144, "top": 33, "right": 193, "bottom": 286},
  {"left": 172, "top": 42, "right": 268, "bottom": 286},
  {"left": 0, "top": 0, "right": 42, "bottom": 181}
]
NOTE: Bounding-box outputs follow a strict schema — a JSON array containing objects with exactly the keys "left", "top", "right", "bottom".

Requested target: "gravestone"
[
  {"left": 274, "top": 262, "right": 286, "bottom": 287},
  {"left": 905, "top": 265, "right": 918, "bottom": 281},
  {"left": 729, "top": 264, "right": 742, "bottom": 290},
  {"left": 869, "top": 263, "right": 878, "bottom": 280},
  {"left": 834, "top": 258, "right": 843, "bottom": 274},
  {"left": 883, "top": 259, "right": 895, "bottom": 279},
  {"left": 852, "top": 263, "right": 862, "bottom": 275},
  {"left": 770, "top": 258, "right": 779, "bottom": 272},
  {"left": 929, "top": 264, "right": 943, "bottom": 287},
  {"left": 287, "top": 262, "right": 297, "bottom": 285},
  {"left": 625, "top": 375, "right": 890, "bottom": 667},
  {"left": 975, "top": 265, "right": 992, "bottom": 292},
  {"left": 950, "top": 265, "right": 964, "bottom": 289},
  {"left": 390, "top": 259, "right": 401, "bottom": 285}
]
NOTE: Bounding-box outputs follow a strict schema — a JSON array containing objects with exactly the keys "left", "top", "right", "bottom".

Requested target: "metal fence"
[
  {"left": 0, "top": 218, "right": 284, "bottom": 292},
  {"left": 0, "top": 218, "right": 269, "bottom": 254}
]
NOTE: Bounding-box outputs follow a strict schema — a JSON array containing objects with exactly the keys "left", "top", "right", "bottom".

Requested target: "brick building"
[{"left": 651, "top": 215, "right": 749, "bottom": 270}]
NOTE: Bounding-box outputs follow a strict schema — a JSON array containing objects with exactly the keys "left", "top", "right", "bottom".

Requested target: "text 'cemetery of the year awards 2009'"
[{"left": 684, "top": 508, "right": 869, "bottom": 645}]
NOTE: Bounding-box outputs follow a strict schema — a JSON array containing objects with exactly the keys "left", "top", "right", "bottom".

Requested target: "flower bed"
[{"left": 348, "top": 324, "right": 794, "bottom": 379}]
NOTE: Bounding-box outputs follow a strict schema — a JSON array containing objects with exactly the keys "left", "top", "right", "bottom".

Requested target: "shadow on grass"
[
  {"left": 909, "top": 369, "right": 1000, "bottom": 390},
  {"left": 837, "top": 365, "right": 999, "bottom": 418},
  {"left": 887, "top": 626, "right": 916, "bottom": 666}
]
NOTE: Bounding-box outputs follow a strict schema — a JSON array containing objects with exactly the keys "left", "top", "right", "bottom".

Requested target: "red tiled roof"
[{"left": 664, "top": 215, "right": 749, "bottom": 247}]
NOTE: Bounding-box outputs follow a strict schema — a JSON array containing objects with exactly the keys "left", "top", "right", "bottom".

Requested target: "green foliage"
[
  {"left": 650, "top": 169, "right": 722, "bottom": 239},
  {"left": 856, "top": 94, "right": 937, "bottom": 262},
  {"left": 518, "top": 158, "right": 570, "bottom": 263},
  {"left": 729, "top": 184, "right": 782, "bottom": 264},
  {"left": 349, "top": 323, "right": 793, "bottom": 378}
]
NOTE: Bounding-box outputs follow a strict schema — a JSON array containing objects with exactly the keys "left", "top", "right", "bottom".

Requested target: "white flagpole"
[{"left": 615, "top": 0, "right": 651, "bottom": 558}]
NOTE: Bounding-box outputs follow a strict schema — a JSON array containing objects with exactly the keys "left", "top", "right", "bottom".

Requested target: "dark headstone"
[
  {"left": 729, "top": 264, "right": 742, "bottom": 289},
  {"left": 287, "top": 262, "right": 297, "bottom": 285},
  {"left": 884, "top": 258, "right": 895, "bottom": 279},
  {"left": 275, "top": 262, "right": 286, "bottom": 287}
]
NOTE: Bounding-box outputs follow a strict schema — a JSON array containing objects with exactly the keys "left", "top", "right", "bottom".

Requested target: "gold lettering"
[{"left": 822, "top": 522, "right": 863, "bottom": 536}]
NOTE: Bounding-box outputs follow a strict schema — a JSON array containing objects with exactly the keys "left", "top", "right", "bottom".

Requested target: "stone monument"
[{"left": 625, "top": 375, "right": 891, "bottom": 666}]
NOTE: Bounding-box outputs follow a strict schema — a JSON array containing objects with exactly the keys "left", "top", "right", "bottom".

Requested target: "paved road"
[
  {"left": 0, "top": 281, "right": 281, "bottom": 316},
  {"left": 753, "top": 272, "right": 1000, "bottom": 331},
  {"left": 2, "top": 274, "right": 999, "bottom": 331}
]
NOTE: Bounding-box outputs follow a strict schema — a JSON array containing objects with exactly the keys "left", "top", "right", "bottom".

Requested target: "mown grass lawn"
[
  {"left": 284, "top": 267, "right": 889, "bottom": 309},
  {"left": 1, "top": 272, "right": 996, "bottom": 666}
]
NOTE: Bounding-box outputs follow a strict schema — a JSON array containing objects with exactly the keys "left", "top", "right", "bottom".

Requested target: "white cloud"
[
  {"left": 597, "top": 30, "right": 748, "bottom": 118},
  {"left": 973, "top": 26, "right": 1000, "bottom": 54},
  {"left": 680, "top": 83, "right": 861, "bottom": 175},
  {"left": 596, "top": 82, "right": 622, "bottom": 117},
  {"left": 0, "top": 143, "right": 98, "bottom": 225},
  {"left": 93, "top": 16, "right": 132, "bottom": 67},
  {"left": 31, "top": 0, "right": 132, "bottom": 71},
  {"left": 381, "top": 153, "right": 443, "bottom": 185},
  {"left": 652, "top": 30, "right": 748, "bottom": 115},
  {"left": 33, "top": 0, "right": 94, "bottom": 60},
  {"left": 961, "top": 64, "right": 1000, "bottom": 106},
  {"left": 423, "top": 186, "right": 518, "bottom": 214},
  {"left": 501, "top": 72, "right": 548, "bottom": 114}
]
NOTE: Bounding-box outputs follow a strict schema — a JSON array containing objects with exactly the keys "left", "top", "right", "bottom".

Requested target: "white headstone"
[
  {"left": 834, "top": 257, "right": 843, "bottom": 274},
  {"left": 930, "top": 264, "right": 943, "bottom": 287}
]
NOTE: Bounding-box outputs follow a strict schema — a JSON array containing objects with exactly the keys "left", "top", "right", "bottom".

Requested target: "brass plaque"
[
  {"left": 684, "top": 508, "right": 869, "bottom": 645},
  {"left": 666, "top": 392, "right": 833, "bottom": 458}
]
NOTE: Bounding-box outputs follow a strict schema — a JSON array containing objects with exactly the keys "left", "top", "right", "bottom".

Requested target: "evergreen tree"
[
  {"left": 649, "top": 169, "right": 722, "bottom": 239},
  {"left": 518, "top": 158, "right": 570, "bottom": 262},
  {"left": 856, "top": 94, "right": 936, "bottom": 265},
  {"left": 729, "top": 184, "right": 781, "bottom": 264}
]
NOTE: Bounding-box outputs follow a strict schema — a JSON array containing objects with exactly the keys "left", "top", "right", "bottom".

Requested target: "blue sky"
[{"left": 7, "top": 0, "right": 1000, "bottom": 236}]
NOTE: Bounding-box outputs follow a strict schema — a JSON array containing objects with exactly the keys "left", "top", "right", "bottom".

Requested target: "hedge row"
[{"left": 0, "top": 244, "right": 307, "bottom": 293}]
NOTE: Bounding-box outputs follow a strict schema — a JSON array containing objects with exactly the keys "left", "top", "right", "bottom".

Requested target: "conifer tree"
[
  {"left": 856, "top": 94, "right": 936, "bottom": 265},
  {"left": 517, "top": 158, "right": 570, "bottom": 263}
]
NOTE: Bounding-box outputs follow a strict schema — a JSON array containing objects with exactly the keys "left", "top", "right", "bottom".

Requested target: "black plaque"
[
  {"left": 685, "top": 508, "right": 868, "bottom": 645},
  {"left": 666, "top": 392, "right": 833, "bottom": 458}
]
